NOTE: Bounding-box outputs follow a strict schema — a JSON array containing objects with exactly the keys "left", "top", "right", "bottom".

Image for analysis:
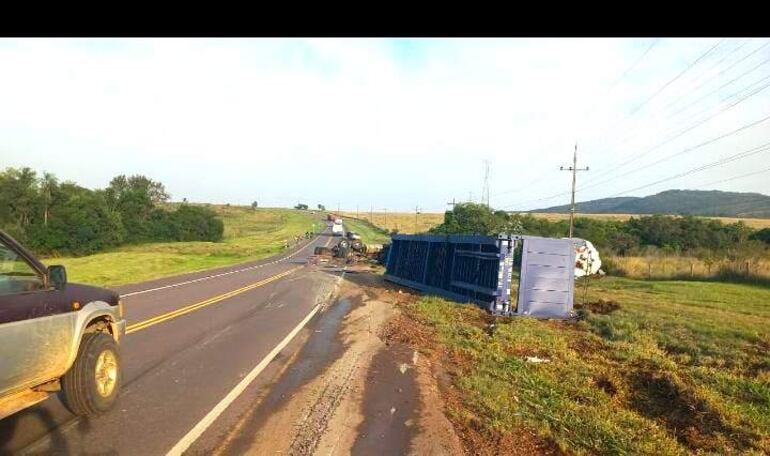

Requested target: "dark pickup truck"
[{"left": 0, "top": 230, "right": 126, "bottom": 420}]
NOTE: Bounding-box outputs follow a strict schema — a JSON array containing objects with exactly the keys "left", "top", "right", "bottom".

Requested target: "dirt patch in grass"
[
  {"left": 576, "top": 298, "right": 621, "bottom": 315},
  {"left": 384, "top": 301, "right": 564, "bottom": 455},
  {"left": 389, "top": 277, "right": 770, "bottom": 454},
  {"left": 626, "top": 369, "right": 756, "bottom": 452},
  {"left": 594, "top": 375, "right": 618, "bottom": 397},
  {"left": 447, "top": 410, "right": 563, "bottom": 456}
]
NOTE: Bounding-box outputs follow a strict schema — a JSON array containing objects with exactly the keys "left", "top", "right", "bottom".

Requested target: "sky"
[{"left": 1, "top": 38, "right": 769, "bottom": 212}]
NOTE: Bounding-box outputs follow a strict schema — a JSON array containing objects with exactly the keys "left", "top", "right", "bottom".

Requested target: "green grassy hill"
[{"left": 538, "top": 190, "right": 770, "bottom": 218}]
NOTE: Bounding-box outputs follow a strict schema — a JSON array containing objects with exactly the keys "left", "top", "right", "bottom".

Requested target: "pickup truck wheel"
[{"left": 61, "top": 332, "right": 121, "bottom": 416}]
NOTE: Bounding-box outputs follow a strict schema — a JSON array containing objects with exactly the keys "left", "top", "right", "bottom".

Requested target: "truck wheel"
[{"left": 61, "top": 332, "right": 121, "bottom": 416}]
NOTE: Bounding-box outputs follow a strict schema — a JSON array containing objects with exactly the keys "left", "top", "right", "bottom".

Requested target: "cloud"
[{"left": 0, "top": 38, "right": 768, "bottom": 211}]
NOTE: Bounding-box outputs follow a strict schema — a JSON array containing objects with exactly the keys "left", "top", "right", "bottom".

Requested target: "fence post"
[
  {"left": 746, "top": 260, "right": 750, "bottom": 277},
  {"left": 690, "top": 263, "right": 694, "bottom": 278},
  {"left": 648, "top": 263, "right": 652, "bottom": 279}
]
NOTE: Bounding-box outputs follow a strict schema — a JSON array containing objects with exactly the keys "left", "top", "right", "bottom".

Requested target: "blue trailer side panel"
[{"left": 384, "top": 234, "right": 515, "bottom": 314}]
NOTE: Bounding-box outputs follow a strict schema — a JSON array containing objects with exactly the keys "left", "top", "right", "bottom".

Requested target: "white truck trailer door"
[{"left": 517, "top": 237, "right": 576, "bottom": 318}]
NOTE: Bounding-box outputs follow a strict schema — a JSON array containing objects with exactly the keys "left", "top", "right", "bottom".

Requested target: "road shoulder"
[{"left": 215, "top": 267, "right": 464, "bottom": 456}]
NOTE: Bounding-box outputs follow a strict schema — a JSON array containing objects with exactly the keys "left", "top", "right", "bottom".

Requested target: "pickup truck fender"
[{"left": 63, "top": 300, "right": 124, "bottom": 375}]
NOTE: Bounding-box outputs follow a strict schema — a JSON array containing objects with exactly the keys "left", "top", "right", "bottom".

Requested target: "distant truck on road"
[
  {"left": 0, "top": 230, "right": 126, "bottom": 420},
  {"left": 331, "top": 221, "right": 344, "bottom": 236}
]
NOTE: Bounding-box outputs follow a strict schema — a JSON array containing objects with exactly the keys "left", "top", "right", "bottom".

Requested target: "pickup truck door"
[{"left": 0, "top": 239, "right": 76, "bottom": 397}]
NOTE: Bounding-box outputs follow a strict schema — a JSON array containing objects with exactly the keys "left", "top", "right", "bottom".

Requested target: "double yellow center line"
[{"left": 126, "top": 266, "right": 303, "bottom": 335}]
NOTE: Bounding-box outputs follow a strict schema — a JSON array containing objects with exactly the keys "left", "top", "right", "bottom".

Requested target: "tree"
[
  {"left": 317, "top": 204, "right": 326, "bottom": 211},
  {"left": 0, "top": 167, "right": 39, "bottom": 230},
  {"left": 430, "top": 203, "right": 505, "bottom": 236},
  {"left": 750, "top": 228, "right": 770, "bottom": 244},
  {"left": 251, "top": 201, "right": 258, "bottom": 210},
  {"left": 105, "top": 175, "right": 170, "bottom": 242},
  {"left": 294, "top": 203, "right": 308, "bottom": 210},
  {"left": 40, "top": 172, "right": 58, "bottom": 226},
  {"left": 27, "top": 186, "right": 125, "bottom": 255}
]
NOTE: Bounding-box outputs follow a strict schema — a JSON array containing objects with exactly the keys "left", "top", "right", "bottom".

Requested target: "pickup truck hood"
[{"left": 63, "top": 283, "right": 120, "bottom": 307}]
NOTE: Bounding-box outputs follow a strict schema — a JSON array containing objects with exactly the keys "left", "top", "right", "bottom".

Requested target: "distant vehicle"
[
  {"left": 0, "top": 230, "right": 126, "bottom": 420},
  {"left": 346, "top": 231, "right": 360, "bottom": 240},
  {"left": 333, "top": 218, "right": 343, "bottom": 225},
  {"left": 331, "top": 223, "right": 344, "bottom": 236}
]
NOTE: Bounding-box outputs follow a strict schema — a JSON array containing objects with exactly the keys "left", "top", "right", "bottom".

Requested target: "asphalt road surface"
[{"left": 0, "top": 225, "right": 345, "bottom": 455}]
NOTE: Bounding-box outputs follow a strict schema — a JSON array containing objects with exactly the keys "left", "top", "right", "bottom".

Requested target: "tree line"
[
  {"left": 429, "top": 202, "right": 770, "bottom": 257},
  {"left": 0, "top": 167, "right": 224, "bottom": 256}
]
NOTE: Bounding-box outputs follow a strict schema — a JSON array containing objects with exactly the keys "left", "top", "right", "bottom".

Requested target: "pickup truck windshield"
[{"left": 0, "top": 240, "right": 44, "bottom": 294}]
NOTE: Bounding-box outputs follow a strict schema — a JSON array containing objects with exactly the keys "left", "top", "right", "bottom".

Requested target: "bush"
[
  {"left": 27, "top": 191, "right": 125, "bottom": 255},
  {"left": 600, "top": 257, "right": 627, "bottom": 277},
  {"left": 168, "top": 205, "right": 224, "bottom": 242}
]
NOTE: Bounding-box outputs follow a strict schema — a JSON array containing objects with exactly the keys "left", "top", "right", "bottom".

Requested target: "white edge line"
[
  {"left": 165, "top": 302, "right": 322, "bottom": 456},
  {"left": 121, "top": 234, "right": 323, "bottom": 298}
]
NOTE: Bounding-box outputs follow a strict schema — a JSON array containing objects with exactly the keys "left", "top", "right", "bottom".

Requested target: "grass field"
[
  {"left": 607, "top": 255, "right": 770, "bottom": 281},
  {"left": 394, "top": 277, "right": 770, "bottom": 454},
  {"left": 339, "top": 211, "right": 444, "bottom": 234},
  {"left": 529, "top": 212, "right": 770, "bottom": 229},
  {"left": 341, "top": 217, "right": 391, "bottom": 245},
  {"left": 44, "top": 206, "right": 320, "bottom": 287},
  {"left": 343, "top": 211, "right": 770, "bottom": 233}
]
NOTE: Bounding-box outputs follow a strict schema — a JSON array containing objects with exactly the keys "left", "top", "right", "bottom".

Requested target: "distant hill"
[{"left": 535, "top": 190, "right": 770, "bottom": 218}]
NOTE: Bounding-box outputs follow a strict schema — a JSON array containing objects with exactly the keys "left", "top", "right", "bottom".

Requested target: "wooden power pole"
[{"left": 560, "top": 143, "right": 589, "bottom": 238}]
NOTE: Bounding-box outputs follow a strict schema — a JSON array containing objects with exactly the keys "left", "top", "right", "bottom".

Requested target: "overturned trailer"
[{"left": 383, "top": 234, "right": 585, "bottom": 319}]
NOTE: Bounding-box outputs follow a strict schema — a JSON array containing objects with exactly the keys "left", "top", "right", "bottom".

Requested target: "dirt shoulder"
[{"left": 215, "top": 266, "right": 463, "bottom": 455}]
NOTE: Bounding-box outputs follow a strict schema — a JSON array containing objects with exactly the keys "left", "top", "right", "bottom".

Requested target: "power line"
[
  {"left": 661, "top": 39, "right": 765, "bottom": 112},
  {"left": 576, "top": 112, "right": 770, "bottom": 195},
  {"left": 578, "top": 72, "right": 770, "bottom": 188},
  {"left": 628, "top": 39, "right": 725, "bottom": 117},
  {"left": 660, "top": 39, "right": 751, "bottom": 110},
  {"left": 578, "top": 39, "right": 724, "bottom": 148},
  {"left": 669, "top": 55, "right": 770, "bottom": 118},
  {"left": 583, "top": 39, "right": 769, "bottom": 162},
  {"left": 510, "top": 39, "right": 660, "bottom": 181},
  {"left": 506, "top": 40, "right": 770, "bottom": 211},
  {"left": 692, "top": 166, "right": 770, "bottom": 190},
  {"left": 589, "top": 43, "right": 770, "bottom": 164},
  {"left": 492, "top": 169, "right": 555, "bottom": 197},
  {"left": 510, "top": 78, "right": 770, "bottom": 210},
  {"left": 608, "top": 141, "right": 770, "bottom": 198}
]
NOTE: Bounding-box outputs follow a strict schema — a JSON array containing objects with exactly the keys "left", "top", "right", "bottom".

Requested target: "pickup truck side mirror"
[{"left": 47, "top": 265, "right": 67, "bottom": 290}]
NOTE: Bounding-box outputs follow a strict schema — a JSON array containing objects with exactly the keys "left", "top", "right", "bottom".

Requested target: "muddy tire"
[{"left": 61, "top": 332, "right": 121, "bottom": 416}]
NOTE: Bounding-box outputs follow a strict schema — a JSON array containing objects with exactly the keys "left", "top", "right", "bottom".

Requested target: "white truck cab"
[{"left": 331, "top": 220, "right": 344, "bottom": 236}]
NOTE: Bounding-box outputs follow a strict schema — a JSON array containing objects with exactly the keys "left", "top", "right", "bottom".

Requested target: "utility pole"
[
  {"left": 482, "top": 160, "right": 491, "bottom": 207},
  {"left": 381, "top": 208, "right": 388, "bottom": 227},
  {"left": 447, "top": 197, "right": 457, "bottom": 210},
  {"left": 560, "top": 143, "right": 589, "bottom": 238},
  {"left": 414, "top": 206, "right": 422, "bottom": 232}
]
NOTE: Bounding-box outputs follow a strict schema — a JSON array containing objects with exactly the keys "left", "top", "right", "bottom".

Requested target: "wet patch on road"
[
  {"left": 350, "top": 343, "right": 420, "bottom": 455},
  {"left": 218, "top": 296, "right": 357, "bottom": 454}
]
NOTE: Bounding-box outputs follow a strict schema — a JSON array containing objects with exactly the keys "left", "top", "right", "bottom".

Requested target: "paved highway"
[{"left": 0, "top": 226, "right": 342, "bottom": 455}]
